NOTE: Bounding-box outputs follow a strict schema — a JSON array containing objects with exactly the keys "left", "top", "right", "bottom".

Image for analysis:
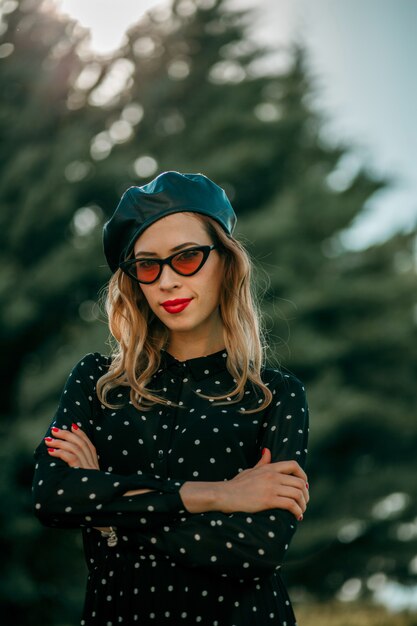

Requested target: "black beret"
[{"left": 103, "top": 171, "right": 237, "bottom": 273}]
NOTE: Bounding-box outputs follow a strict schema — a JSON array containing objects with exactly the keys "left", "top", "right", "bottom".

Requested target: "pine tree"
[
  {"left": 0, "top": 0, "right": 415, "bottom": 622},
  {"left": 0, "top": 1, "right": 109, "bottom": 622},
  {"left": 238, "top": 50, "right": 417, "bottom": 600}
]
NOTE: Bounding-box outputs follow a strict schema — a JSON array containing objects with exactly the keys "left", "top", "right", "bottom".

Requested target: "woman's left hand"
[{"left": 44, "top": 423, "right": 100, "bottom": 469}]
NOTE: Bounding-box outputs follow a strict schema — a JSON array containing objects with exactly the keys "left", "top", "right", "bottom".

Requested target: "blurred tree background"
[{"left": 0, "top": 0, "right": 416, "bottom": 624}]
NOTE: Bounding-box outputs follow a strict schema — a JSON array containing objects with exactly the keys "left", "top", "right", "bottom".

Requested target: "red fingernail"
[
  {"left": 52, "top": 427, "right": 59, "bottom": 433},
  {"left": 298, "top": 514, "right": 303, "bottom": 521},
  {"left": 306, "top": 483, "right": 309, "bottom": 490},
  {"left": 48, "top": 448, "right": 55, "bottom": 452},
  {"left": 44, "top": 437, "right": 53, "bottom": 442},
  {"left": 261, "top": 448, "right": 266, "bottom": 456},
  {"left": 72, "top": 423, "right": 79, "bottom": 430}
]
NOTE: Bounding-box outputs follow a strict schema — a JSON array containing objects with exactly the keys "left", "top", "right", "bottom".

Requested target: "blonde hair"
[{"left": 96, "top": 213, "right": 273, "bottom": 414}]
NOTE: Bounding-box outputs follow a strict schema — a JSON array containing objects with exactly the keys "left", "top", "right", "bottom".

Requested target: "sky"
[{"left": 54, "top": 0, "right": 417, "bottom": 250}]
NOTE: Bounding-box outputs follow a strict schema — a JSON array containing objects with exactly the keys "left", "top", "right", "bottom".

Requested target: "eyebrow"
[{"left": 134, "top": 242, "right": 201, "bottom": 257}]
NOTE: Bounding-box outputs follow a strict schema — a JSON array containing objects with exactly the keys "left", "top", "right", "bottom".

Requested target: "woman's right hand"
[
  {"left": 218, "top": 448, "right": 309, "bottom": 520},
  {"left": 178, "top": 449, "right": 309, "bottom": 518}
]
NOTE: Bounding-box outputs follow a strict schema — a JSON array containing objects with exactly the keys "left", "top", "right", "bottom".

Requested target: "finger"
[
  {"left": 274, "top": 496, "right": 304, "bottom": 521},
  {"left": 254, "top": 447, "right": 271, "bottom": 467},
  {"left": 45, "top": 436, "right": 92, "bottom": 468},
  {"left": 46, "top": 438, "right": 89, "bottom": 467},
  {"left": 69, "top": 425, "right": 98, "bottom": 467},
  {"left": 49, "top": 427, "right": 97, "bottom": 468},
  {"left": 280, "top": 474, "right": 310, "bottom": 504},
  {"left": 47, "top": 447, "right": 80, "bottom": 467},
  {"left": 274, "top": 485, "right": 307, "bottom": 513},
  {"left": 272, "top": 460, "right": 308, "bottom": 483},
  {"left": 70, "top": 424, "right": 98, "bottom": 461}
]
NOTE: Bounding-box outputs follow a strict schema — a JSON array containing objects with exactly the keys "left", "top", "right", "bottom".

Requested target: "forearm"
[
  {"left": 123, "top": 481, "right": 225, "bottom": 513},
  {"left": 94, "top": 481, "right": 224, "bottom": 534},
  {"left": 106, "top": 508, "right": 299, "bottom": 581},
  {"left": 33, "top": 458, "right": 189, "bottom": 530}
]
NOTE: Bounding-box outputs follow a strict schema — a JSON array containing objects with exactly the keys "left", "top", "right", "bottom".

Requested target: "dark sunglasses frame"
[{"left": 119, "top": 244, "right": 218, "bottom": 284}]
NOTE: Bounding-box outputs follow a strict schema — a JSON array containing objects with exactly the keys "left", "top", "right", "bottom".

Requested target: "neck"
[{"left": 166, "top": 322, "right": 225, "bottom": 361}]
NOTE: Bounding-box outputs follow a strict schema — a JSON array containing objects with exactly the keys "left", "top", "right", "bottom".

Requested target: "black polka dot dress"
[{"left": 32, "top": 348, "right": 309, "bottom": 626}]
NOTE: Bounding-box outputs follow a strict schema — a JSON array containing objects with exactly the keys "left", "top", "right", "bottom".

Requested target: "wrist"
[{"left": 179, "top": 481, "right": 226, "bottom": 513}]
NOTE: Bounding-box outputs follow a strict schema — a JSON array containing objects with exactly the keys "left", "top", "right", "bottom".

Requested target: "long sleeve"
[
  {"left": 125, "top": 372, "right": 309, "bottom": 581},
  {"left": 32, "top": 353, "right": 188, "bottom": 530}
]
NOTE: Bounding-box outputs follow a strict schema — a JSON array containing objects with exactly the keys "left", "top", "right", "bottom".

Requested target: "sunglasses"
[{"left": 119, "top": 244, "right": 218, "bottom": 284}]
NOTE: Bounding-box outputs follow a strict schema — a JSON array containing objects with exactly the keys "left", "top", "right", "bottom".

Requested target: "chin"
[{"left": 165, "top": 319, "right": 199, "bottom": 332}]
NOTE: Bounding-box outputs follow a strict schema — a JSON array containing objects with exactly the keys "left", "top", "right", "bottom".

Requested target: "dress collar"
[{"left": 158, "top": 348, "right": 229, "bottom": 381}]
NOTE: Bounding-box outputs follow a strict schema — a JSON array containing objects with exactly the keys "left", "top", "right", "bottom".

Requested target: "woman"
[{"left": 32, "top": 171, "right": 310, "bottom": 626}]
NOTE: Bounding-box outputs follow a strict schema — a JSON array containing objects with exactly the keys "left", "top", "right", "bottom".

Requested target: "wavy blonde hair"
[{"left": 96, "top": 213, "right": 273, "bottom": 414}]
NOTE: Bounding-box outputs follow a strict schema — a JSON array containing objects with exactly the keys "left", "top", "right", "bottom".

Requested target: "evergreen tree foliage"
[
  {"left": 0, "top": 0, "right": 415, "bottom": 623},
  {"left": 0, "top": 1, "right": 109, "bottom": 622}
]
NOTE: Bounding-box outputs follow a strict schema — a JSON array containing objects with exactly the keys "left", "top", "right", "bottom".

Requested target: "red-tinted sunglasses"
[{"left": 119, "top": 245, "right": 218, "bottom": 284}]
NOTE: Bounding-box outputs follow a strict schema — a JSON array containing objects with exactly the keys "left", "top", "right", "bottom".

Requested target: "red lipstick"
[{"left": 161, "top": 298, "right": 192, "bottom": 314}]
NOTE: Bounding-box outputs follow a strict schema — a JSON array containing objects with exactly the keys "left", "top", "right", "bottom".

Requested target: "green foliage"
[{"left": 0, "top": 0, "right": 416, "bottom": 623}]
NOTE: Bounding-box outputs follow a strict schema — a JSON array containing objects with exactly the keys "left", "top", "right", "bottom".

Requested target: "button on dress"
[{"left": 32, "top": 348, "right": 309, "bottom": 626}]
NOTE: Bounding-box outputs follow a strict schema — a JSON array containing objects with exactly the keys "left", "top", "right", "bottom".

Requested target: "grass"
[{"left": 294, "top": 602, "right": 417, "bottom": 626}]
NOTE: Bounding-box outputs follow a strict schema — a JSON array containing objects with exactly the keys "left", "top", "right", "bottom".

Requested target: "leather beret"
[{"left": 103, "top": 171, "right": 237, "bottom": 273}]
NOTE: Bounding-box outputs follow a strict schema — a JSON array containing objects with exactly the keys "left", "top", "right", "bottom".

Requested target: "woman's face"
[{"left": 133, "top": 212, "right": 224, "bottom": 339}]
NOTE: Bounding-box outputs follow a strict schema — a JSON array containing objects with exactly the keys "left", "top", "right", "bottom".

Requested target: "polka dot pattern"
[{"left": 32, "top": 349, "right": 309, "bottom": 625}]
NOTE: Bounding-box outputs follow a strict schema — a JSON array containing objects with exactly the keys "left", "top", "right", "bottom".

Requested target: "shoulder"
[
  {"left": 261, "top": 365, "right": 309, "bottom": 427},
  {"left": 69, "top": 351, "right": 113, "bottom": 381},
  {"left": 261, "top": 364, "right": 307, "bottom": 397}
]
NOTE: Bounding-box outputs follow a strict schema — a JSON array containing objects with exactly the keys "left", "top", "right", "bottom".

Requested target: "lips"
[{"left": 161, "top": 298, "right": 193, "bottom": 314}]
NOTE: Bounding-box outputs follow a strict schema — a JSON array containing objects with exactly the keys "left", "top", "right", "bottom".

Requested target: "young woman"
[{"left": 32, "top": 171, "right": 310, "bottom": 626}]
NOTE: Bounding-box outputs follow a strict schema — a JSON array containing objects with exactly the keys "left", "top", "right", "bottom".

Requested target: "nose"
[{"left": 158, "top": 263, "right": 181, "bottom": 289}]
